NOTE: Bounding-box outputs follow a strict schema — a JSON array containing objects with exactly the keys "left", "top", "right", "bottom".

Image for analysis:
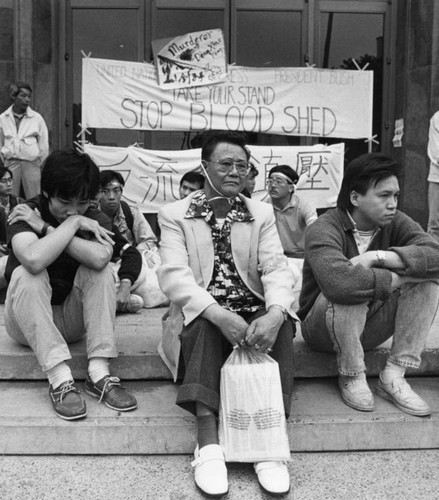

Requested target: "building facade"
[{"left": 0, "top": 0, "right": 437, "bottom": 225}]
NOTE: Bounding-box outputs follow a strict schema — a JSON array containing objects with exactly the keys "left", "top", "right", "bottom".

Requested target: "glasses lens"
[
  {"left": 0, "top": 178, "right": 13, "bottom": 184},
  {"left": 217, "top": 160, "right": 248, "bottom": 175}
]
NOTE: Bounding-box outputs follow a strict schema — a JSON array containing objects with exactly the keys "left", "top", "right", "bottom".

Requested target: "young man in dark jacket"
[{"left": 299, "top": 153, "right": 439, "bottom": 416}]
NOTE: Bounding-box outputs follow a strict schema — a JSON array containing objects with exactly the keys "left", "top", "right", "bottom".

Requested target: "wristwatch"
[{"left": 376, "top": 250, "right": 386, "bottom": 267}]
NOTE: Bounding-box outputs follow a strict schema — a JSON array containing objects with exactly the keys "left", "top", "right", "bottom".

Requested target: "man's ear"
[{"left": 350, "top": 190, "right": 359, "bottom": 207}]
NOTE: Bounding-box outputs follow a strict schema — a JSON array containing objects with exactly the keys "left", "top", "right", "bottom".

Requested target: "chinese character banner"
[{"left": 84, "top": 143, "right": 343, "bottom": 213}]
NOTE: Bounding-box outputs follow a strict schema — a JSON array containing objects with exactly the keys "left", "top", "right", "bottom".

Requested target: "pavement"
[{"left": 1, "top": 450, "right": 439, "bottom": 500}]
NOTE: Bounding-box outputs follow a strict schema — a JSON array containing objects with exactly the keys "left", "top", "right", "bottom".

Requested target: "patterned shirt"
[{"left": 185, "top": 191, "right": 263, "bottom": 313}]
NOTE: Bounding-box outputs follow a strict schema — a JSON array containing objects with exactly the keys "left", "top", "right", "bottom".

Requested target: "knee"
[{"left": 9, "top": 266, "right": 50, "bottom": 294}]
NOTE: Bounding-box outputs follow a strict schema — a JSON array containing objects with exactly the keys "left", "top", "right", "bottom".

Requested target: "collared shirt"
[
  {"left": 112, "top": 202, "right": 157, "bottom": 253},
  {"left": 428, "top": 111, "right": 439, "bottom": 183},
  {"left": 267, "top": 193, "right": 317, "bottom": 258},
  {"left": 0, "top": 105, "right": 49, "bottom": 162},
  {"left": 185, "top": 191, "right": 263, "bottom": 313}
]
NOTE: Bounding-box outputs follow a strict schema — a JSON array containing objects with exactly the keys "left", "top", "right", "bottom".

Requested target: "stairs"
[{"left": 1, "top": 306, "right": 439, "bottom": 454}]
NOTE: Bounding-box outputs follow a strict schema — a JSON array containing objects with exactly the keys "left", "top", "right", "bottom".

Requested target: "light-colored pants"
[
  {"left": 5, "top": 264, "right": 117, "bottom": 372},
  {"left": 301, "top": 281, "right": 439, "bottom": 376},
  {"left": 6, "top": 158, "right": 41, "bottom": 199},
  {"left": 428, "top": 181, "right": 439, "bottom": 244}
]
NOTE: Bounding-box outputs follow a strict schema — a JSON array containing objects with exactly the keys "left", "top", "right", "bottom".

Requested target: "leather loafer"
[
  {"left": 376, "top": 375, "right": 431, "bottom": 416},
  {"left": 254, "top": 461, "right": 290, "bottom": 496},
  {"left": 191, "top": 444, "right": 228, "bottom": 497},
  {"left": 338, "top": 375, "right": 375, "bottom": 412}
]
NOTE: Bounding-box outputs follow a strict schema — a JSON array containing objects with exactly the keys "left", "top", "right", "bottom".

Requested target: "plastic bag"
[
  {"left": 135, "top": 247, "right": 169, "bottom": 308},
  {"left": 218, "top": 347, "right": 291, "bottom": 462}
]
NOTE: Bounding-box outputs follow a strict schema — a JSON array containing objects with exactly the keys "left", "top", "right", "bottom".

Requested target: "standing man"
[
  {"left": 158, "top": 132, "right": 297, "bottom": 497},
  {"left": 0, "top": 82, "right": 49, "bottom": 199},
  {"left": 427, "top": 110, "right": 439, "bottom": 243},
  {"left": 5, "top": 149, "right": 137, "bottom": 420},
  {"left": 299, "top": 153, "right": 439, "bottom": 416}
]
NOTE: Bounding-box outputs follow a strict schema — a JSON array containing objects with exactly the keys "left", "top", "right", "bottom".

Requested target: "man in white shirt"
[
  {"left": 427, "top": 111, "right": 439, "bottom": 243},
  {"left": 0, "top": 82, "right": 49, "bottom": 199}
]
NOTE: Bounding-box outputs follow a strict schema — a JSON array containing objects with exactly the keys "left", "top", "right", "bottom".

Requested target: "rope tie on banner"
[
  {"left": 305, "top": 62, "right": 316, "bottom": 68},
  {"left": 81, "top": 50, "right": 92, "bottom": 58},
  {"left": 351, "top": 58, "right": 370, "bottom": 71}
]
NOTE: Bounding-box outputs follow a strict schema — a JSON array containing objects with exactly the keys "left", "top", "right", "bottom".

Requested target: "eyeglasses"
[
  {"left": 99, "top": 187, "right": 122, "bottom": 197},
  {"left": 208, "top": 159, "right": 249, "bottom": 176},
  {"left": 0, "top": 178, "right": 13, "bottom": 185},
  {"left": 267, "top": 177, "right": 293, "bottom": 187}
]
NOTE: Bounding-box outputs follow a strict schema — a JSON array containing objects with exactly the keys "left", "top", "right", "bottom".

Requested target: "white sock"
[
  {"left": 381, "top": 361, "right": 405, "bottom": 383},
  {"left": 46, "top": 362, "right": 73, "bottom": 389},
  {"left": 88, "top": 357, "right": 110, "bottom": 383}
]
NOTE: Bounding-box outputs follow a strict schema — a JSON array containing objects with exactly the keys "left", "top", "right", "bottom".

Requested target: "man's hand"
[
  {"left": 67, "top": 215, "right": 115, "bottom": 246},
  {"left": 202, "top": 304, "right": 248, "bottom": 347},
  {"left": 116, "top": 280, "right": 131, "bottom": 312},
  {"left": 8, "top": 204, "right": 45, "bottom": 233},
  {"left": 350, "top": 250, "right": 406, "bottom": 270},
  {"left": 245, "top": 308, "right": 284, "bottom": 352}
]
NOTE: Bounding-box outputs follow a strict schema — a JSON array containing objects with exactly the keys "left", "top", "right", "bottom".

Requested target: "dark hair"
[
  {"left": 200, "top": 131, "right": 250, "bottom": 162},
  {"left": 337, "top": 153, "right": 402, "bottom": 210},
  {"left": 0, "top": 165, "right": 13, "bottom": 180},
  {"left": 99, "top": 170, "right": 125, "bottom": 188},
  {"left": 10, "top": 81, "right": 32, "bottom": 99},
  {"left": 41, "top": 149, "right": 100, "bottom": 200},
  {"left": 269, "top": 164, "right": 299, "bottom": 184},
  {"left": 248, "top": 163, "right": 259, "bottom": 177},
  {"left": 180, "top": 171, "right": 205, "bottom": 188}
]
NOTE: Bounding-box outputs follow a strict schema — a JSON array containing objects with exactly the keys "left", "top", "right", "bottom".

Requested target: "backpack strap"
[{"left": 120, "top": 200, "right": 134, "bottom": 233}]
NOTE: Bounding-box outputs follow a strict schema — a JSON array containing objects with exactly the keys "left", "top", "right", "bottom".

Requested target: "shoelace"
[
  {"left": 53, "top": 381, "right": 77, "bottom": 403},
  {"left": 97, "top": 376, "right": 121, "bottom": 403}
]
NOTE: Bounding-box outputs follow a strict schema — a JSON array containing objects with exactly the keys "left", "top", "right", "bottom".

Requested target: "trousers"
[{"left": 5, "top": 264, "right": 117, "bottom": 373}]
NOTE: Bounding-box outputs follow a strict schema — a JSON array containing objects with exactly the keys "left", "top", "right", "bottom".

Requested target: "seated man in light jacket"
[{"left": 157, "top": 132, "right": 297, "bottom": 497}]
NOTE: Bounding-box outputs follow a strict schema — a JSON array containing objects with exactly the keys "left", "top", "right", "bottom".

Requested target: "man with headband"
[{"left": 157, "top": 131, "right": 297, "bottom": 496}]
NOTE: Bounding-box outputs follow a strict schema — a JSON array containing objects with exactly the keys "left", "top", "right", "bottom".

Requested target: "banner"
[
  {"left": 248, "top": 143, "right": 344, "bottom": 210},
  {"left": 82, "top": 58, "right": 373, "bottom": 139},
  {"left": 84, "top": 143, "right": 343, "bottom": 213}
]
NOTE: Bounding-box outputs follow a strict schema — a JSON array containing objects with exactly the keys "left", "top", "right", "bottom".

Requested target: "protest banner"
[
  {"left": 82, "top": 57, "right": 373, "bottom": 139},
  {"left": 248, "top": 143, "right": 344, "bottom": 210},
  {"left": 84, "top": 143, "right": 343, "bottom": 213},
  {"left": 152, "top": 29, "right": 227, "bottom": 89}
]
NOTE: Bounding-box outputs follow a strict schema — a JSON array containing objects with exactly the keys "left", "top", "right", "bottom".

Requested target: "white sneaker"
[
  {"left": 338, "top": 374, "right": 375, "bottom": 412},
  {"left": 254, "top": 461, "right": 290, "bottom": 496},
  {"left": 191, "top": 444, "right": 228, "bottom": 497},
  {"left": 376, "top": 375, "right": 431, "bottom": 416},
  {"left": 126, "top": 294, "right": 144, "bottom": 313}
]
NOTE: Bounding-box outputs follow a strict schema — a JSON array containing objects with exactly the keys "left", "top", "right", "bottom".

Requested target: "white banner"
[
  {"left": 84, "top": 143, "right": 343, "bottom": 213},
  {"left": 83, "top": 58, "right": 373, "bottom": 139},
  {"left": 248, "top": 143, "right": 344, "bottom": 210}
]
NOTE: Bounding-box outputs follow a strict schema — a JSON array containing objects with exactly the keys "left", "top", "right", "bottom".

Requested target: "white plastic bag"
[
  {"left": 218, "top": 347, "right": 291, "bottom": 462},
  {"left": 135, "top": 247, "right": 169, "bottom": 308}
]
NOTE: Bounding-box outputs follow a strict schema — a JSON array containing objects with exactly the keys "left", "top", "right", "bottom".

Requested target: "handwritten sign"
[
  {"left": 152, "top": 29, "right": 227, "bottom": 89},
  {"left": 82, "top": 58, "right": 373, "bottom": 139},
  {"left": 248, "top": 143, "right": 344, "bottom": 210},
  {"left": 84, "top": 143, "right": 343, "bottom": 213}
]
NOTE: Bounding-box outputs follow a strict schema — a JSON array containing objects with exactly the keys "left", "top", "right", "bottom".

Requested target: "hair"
[
  {"left": 99, "top": 170, "right": 125, "bottom": 188},
  {"left": 269, "top": 164, "right": 299, "bottom": 184},
  {"left": 200, "top": 131, "right": 250, "bottom": 162},
  {"left": 0, "top": 165, "right": 13, "bottom": 180},
  {"left": 180, "top": 170, "right": 205, "bottom": 188},
  {"left": 248, "top": 163, "right": 259, "bottom": 177},
  {"left": 337, "top": 153, "right": 402, "bottom": 210},
  {"left": 41, "top": 149, "right": 100, "bottom": 200},
  {"left": 10, "top": 81, "right": 32, "bottom": 99}
]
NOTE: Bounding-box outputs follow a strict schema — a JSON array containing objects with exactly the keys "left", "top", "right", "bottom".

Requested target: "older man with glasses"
[{"left": 157, "top": 132, "right": 297, "bottom": 497}]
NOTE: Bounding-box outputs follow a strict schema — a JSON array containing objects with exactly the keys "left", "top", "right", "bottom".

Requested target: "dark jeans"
[{"left": 177, "top": 309, "right": 296, "bottom": 418}]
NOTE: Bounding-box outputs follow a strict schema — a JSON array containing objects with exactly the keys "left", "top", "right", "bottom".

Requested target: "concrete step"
[
  {"left": 2, "top": 306, "right": 439, "bottom": 380},
  {"left": 1, "top": 377, "right": 439, "bottom": 455}
]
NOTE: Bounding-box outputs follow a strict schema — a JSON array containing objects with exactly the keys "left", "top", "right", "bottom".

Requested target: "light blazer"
[{"left": 157, "top": 191, "right": 298, "bottom": 380}]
